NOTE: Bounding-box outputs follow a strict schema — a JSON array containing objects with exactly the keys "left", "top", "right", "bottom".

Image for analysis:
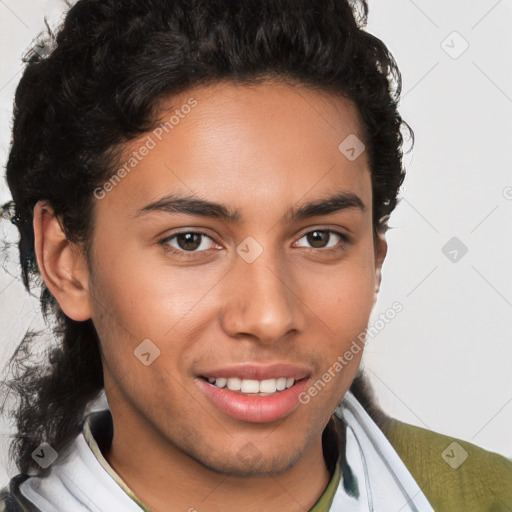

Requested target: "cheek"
[
  {"left": 296, "top": 241, "right": 376, "bottom": 408},
  {"left": 301, "top": 247, "right": 376, "bottom": 337},
  {"left": 89, "top": 242, "right": 198, "bottom": 340},
  {"left": 87, "top": 240, "right": 222, "bottom": 397},
  {"left": 89, "top": 260, "right": 196, "bottom": 420}
]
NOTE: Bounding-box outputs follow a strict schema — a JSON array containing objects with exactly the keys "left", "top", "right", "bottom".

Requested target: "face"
[{"left": 86, "top": 81, "right": 385, "bottom": 476}]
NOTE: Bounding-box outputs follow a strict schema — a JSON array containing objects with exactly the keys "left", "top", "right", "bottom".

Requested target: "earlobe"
[
  {"left": 373, "top": 231, "right": 388, "bottom": 299},
  {"left": 33, "top": 200, "right": 92, "bottom": 321}
]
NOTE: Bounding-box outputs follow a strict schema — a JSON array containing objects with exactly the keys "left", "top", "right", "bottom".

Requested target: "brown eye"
[
  {"left": 295, "top": 230, "right": 346, "bottom": 250},
  {"left": 307, "top": 230, "right": 330, "bottom": 248},
  {"left": 160, "top": 231, "right": 217, "bottom": 256},
  {"left": 175, "top": 232, "right": 203, "bottom": 251}
]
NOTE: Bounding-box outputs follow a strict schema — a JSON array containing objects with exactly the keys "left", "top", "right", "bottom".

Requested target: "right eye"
[{"left": 159, "top": 231, "right": 220, "bottom": 258}]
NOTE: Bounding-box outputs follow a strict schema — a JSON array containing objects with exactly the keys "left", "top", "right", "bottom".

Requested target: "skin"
[{"left": 34, "top": 80, "right": 387, "bottom": 512}]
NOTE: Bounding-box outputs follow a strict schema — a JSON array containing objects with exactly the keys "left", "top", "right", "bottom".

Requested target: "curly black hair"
[{"left": 1, "top": 0, "right": 412, "bottom": 475}]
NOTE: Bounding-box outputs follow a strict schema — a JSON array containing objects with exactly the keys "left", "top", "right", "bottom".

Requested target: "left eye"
[{"left": 294, "top": 230, "right": 346, "bottom": 250}]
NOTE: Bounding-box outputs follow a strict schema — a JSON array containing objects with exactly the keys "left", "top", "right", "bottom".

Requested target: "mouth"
[
  {"left": 195, "top": 364, "right": 312, "bottom": 423},
  {"left": 200, "top": 376, "right": 299, "bottom": 396}
]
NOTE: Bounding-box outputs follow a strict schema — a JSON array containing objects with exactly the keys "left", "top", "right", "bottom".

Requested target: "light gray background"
[{"left": 1, "top": 0, "right": 511, "bottom": 485}]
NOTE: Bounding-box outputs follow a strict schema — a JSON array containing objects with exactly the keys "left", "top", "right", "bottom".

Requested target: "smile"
[
  {"left": 205, "top": 377, "right": 296, "bottom": 395},
  {"left": 196, "top": 376, "right": 310, "bottom": 423}
]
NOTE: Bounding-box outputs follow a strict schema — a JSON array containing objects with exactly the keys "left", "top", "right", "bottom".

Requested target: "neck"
[{"left": 102, "top": 411, "right": 334, "bottom": 512}]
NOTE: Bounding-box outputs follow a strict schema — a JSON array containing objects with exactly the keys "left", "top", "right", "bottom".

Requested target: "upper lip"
[{"left": 199, "top": 363, "right": 312, "bottom": 381}]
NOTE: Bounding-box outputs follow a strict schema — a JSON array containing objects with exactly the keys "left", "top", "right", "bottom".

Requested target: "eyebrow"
[{"left": 134, "top": 190, "right": 366, "bottom": 223}]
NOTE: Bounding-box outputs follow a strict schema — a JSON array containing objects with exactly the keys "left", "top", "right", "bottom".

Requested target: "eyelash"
[{"left": 158, "top": 229, "right": 351, "bottom": 260}]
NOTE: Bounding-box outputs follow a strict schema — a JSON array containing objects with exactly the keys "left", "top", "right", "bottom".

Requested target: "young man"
[{"left": 1, "top": 1, "right": 511, "bottom": 511}]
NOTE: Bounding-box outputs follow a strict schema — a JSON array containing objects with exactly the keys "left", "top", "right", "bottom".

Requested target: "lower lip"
[{"left": 196, "top": 378, "right": 310, "bottom": 423}]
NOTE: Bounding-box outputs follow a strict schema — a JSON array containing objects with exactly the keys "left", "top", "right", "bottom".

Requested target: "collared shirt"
[{"left": 1, "top": 391, "right": 434, "bottom": 511}]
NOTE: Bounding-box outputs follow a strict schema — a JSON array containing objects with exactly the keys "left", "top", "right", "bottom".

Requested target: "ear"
[
  {"left": 33, "top": 200, "right": 92, "bottom": 321},
  {"left": 373, "top": 230, "right": 388, "bottom": 305}
]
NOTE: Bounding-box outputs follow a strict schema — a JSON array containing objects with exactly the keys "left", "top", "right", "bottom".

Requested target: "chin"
[{"left": 189, "top": 444, "right": 302, "bottom": 477}]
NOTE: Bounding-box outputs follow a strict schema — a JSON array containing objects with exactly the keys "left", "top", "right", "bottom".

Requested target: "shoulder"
[
  {"left": 0, "top": 475, "right": 40, "bottom": 512},
  {"left": 348, "top": 373, "right": 512, "bottom": 511},
  {"left": 380, "top": 417, "right": 512, "bottom": 512}
]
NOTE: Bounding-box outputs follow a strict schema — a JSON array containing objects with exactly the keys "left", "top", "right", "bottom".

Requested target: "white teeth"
[
  {"left": 276, "top": 377, "right": 287, "bottom": 391},
  {"left": 227, "top": 377, "right": 242, "bottom": 391},
  {"left": 240, "top": 379, "right": 260, "bottom": 393},
  {"left": 209, "top": 377, "right": 296, "bottom": 393},
  {"left": 259, "top": 379, "right": 277, "bottom": 393},
  {"left": 215, "top": 377, "right": 227, "bottom": 388}
]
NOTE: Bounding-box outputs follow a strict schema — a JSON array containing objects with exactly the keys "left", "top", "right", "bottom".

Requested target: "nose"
[{"left": 219, "top": 244, "right": 306, "bottom": 345}]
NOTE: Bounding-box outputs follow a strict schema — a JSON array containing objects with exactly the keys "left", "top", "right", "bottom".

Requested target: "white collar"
[
  {"left": 19, "top": 425, "right": 144, "bottom": 512},
  {"left": 331, "top": 391, "right": 434, "bottom": 511},
  {"left": 19, "top": 391, "right": 434, "bottom": 512}
]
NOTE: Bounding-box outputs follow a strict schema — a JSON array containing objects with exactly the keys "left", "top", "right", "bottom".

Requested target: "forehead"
[{"left": 98, "top": 81, "right": 372, "bottom": 220}]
